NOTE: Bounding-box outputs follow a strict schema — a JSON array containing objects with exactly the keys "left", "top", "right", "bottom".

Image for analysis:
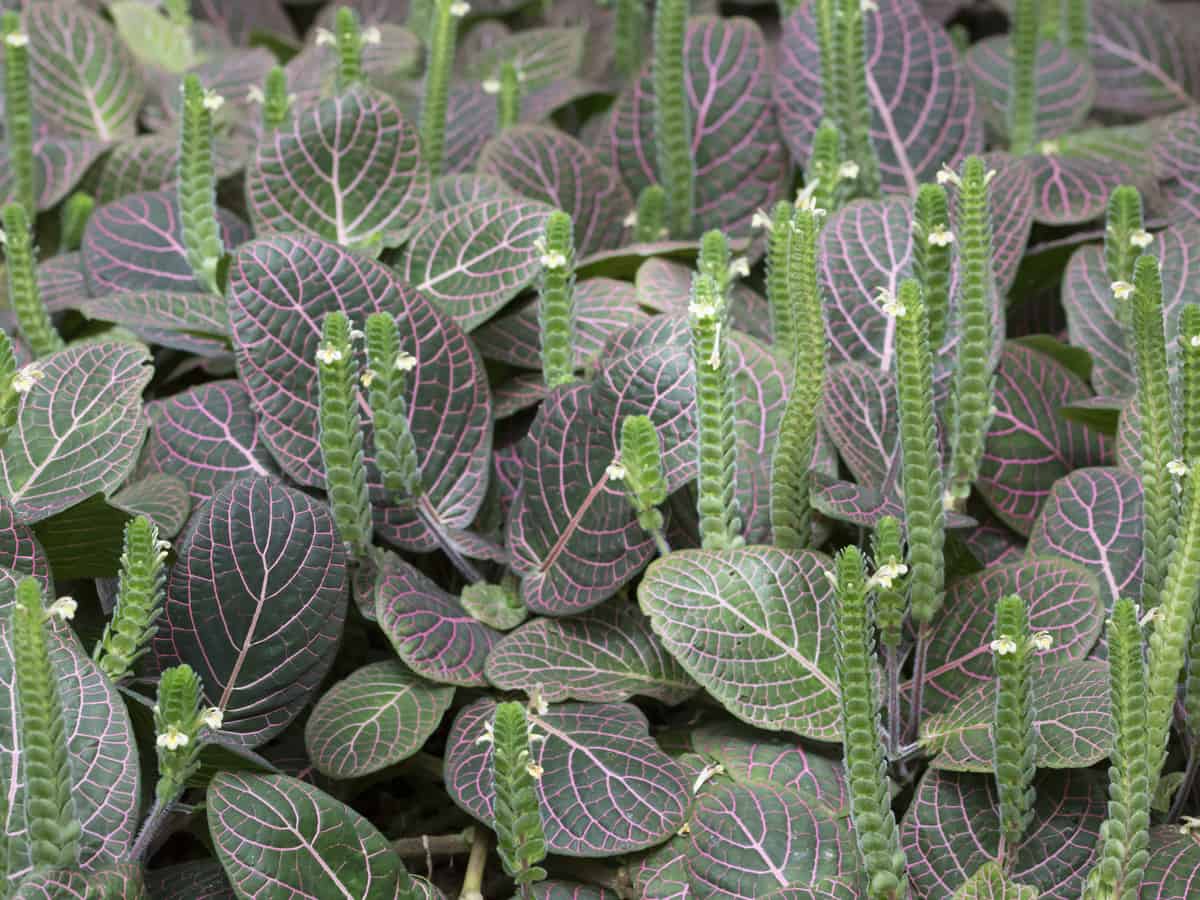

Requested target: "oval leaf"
[{"left": 1088, "top": 0, "right": 1200, "bottom": 116}]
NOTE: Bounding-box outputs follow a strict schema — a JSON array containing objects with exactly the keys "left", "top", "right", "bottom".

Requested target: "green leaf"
[
  {"left": 108, "top": 1, "right": 202, "bottom": 74},
  {"left": 1141, "top": 826, "right": 1200, "bottom": 898},
  {"left": 208, "top": 772, "right": 424, "bottom": 899},
  {"left": 304, "top": 660, "right": 454, "bottom": 779},
  {"left": 951, "top": 862, "right": 1038, "bottom": 899},
  {"left": 638, "top": 547, "right": 842, "bottom": 741}
]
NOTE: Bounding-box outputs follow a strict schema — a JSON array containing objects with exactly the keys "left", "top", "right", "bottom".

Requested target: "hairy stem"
[
  {"left": 652, "top": 0, "right": 693, "bottom": 237},
  {"left": 420, "top": 0, "right": 466, "bottom": 177}
]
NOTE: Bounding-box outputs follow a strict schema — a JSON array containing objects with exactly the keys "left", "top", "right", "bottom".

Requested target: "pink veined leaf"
[
  {"left": 0, "top": 129, "right": 107, "bottom": 214},
  {"left": 1088, "top": 0, "right": 1200, "bottom": 117}
]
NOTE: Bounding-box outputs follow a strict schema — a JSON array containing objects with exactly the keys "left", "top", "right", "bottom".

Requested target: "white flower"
[
  {"left": 677, "top": 822, "right": 691, "bottom": 836},
  {"left": 202, "top": 91, "right": 225, "bottom": 112},
  {"left": 795, "top": 181, "right": 827, "bottom": 217},
  {"left": 861, "top": 0, "right": 878, "bottom": 10},
  {"left": 10, "top": 365, "right": 44, "bottom": 394},
  {"left": 540, "top": 250, "right": 567, "bottom": 270},
  {"left": 1139, "top": 605, "right": 1161, "bottom": 628},
  {"left": 984, "top": 168, "right": 998, "bottom": 186},
  {"left": 1192, "top": 334, "right": 1200, "bottom": 349},
  {"left": 936, "top": 164, "right": 961, "bottom": 188},
  {"left": 1180, "top": 815, "right": 1200, "bottom": 835},
  {"left": 362, "top": 26, "right": 382, "bottom": 45},
  {"left": 1169, "top": 459, "right": 1190, "bottom": 478},
  {"left": 837, "top": 160, "right": 860, "bottom": 181},
  {"left": 314, "top": 27, "right": 336, "bottom": 46},
  {"left": 751, "top": 209, "right": 773, "bottom": 231},
  {"left": 202, "top": 707, "right": 224, "bottom": 730},
  {"left": 623, "top": 210, "right": 638, "bottom": 229},
  {"left": 1130, "top": 229, "right": 1154, "bottom": 249},
  {"left": 247, "top": 86, "right": 265, "bottom": 105},
  {"left": 528, "top": 687, "right": 549, "bottom": 716},
  {"left": 605, "top": 460, "right": 627, "bottom": 481},
  {"left": 156, "top": 725, "right": 190, "bottom": 751},
  {"left": 688, "top": 299, "right": 719, "bottom": 320},
  {"left": 868, "top": 561, "right": 908, "bottom": 591},
  {"left": 449, "top": 1, "right": 470, "bottom": 16},
  {"left": 315, "top": 343, "right": 343, "bottom": 365},
  {"left": 4, "top": 32, "right": 28, "bottom": 49},
  {"left": 823, "top": 569, "right": 839, "bottom": 590},
  {"left": 1111, "top": 280, "right": 1135, "bottom": 300},
  {"left": 360, "top": 369, "right": 377, "bottom": 388},
  {"left": 394, "top": 351, "right": 418, "bottom": 372},
  {"left": 874, "top": 287, "right": 906, "bottom": 318},
  {"left": 927, "top": 224, "right": 954, "bottom": 247},
  {"left": 526, "top": 761, "right": 544, "bottom": 779},
  {"left": 48, "top": 597, "right": 76, "bottom": 621},
  {"left": 348, "top": 328, "right": 365, "bottom": 342},
  {"left": 1039, "top": 140, "right": 1061, "bottom": 156},
  {"left": 692, "top": 763, "right": 724, "bottom": 794},
  {"left": 943, "top": 489, "right": 958, "bottom": 512},
  {"left": 1030, "top": 631, "right": 1054, "bottom": 651},
  {"left": 708, "top": 322, "right": 722, "bottom": 369},
  {"left": 729, "top": 257, "right": 750, "bottom": 279},
  {"left": 990, "top": 637, "right": 1018, "bottom": 656},
  {"left": 481, "top": 78, "right": 501, "bottom": 95},
  {"left": 475, "top": 721, "right": 495, "bottom": 745}
]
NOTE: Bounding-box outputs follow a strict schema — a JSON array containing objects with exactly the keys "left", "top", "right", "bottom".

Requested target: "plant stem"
[
  {"left": 458, "top": 827, "right": 490, "bottom": 900},
  {"left": 420, "top": 0, "right": 465, "bottom": 177},
  {"left": 392, "top": 829, "right": 474, "bottom": 858},
  {"left": 129, "top": 798, "right": 170, "bottom": 862}
]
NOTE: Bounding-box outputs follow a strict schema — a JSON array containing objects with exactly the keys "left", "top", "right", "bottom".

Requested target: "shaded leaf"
[
  {"left": 111, "top": 473, "right": 191, "bottom": 538},
  {"left": 1025, "top": 153, "right": 1136, "bottom": 226},
  {"left": 635, "top": 258, "right": 772, "bottom": 343},
  {"left": 1140, "top": 827, "right": 1200, "bottom": 899},
  {"left": 0, "top": 131, "right": 107, "bottom": 214},
  {"left": 431, "top": 174, "right": 515, "bottom": 210},
  {"left": 144, "top": 862, "right": 233, "bottom": 900},
  {"left": 81, "top": 291, "right": 230, "bottom": 357},
  {"left": 820, "top": 362, "right": 897, "bottom": 488},
  {"left": 1088, "top": 0, "right": 1200, "bottom": 116},
  {"left": 950, "top": 863, "right": 1038, "bottom": 900}
]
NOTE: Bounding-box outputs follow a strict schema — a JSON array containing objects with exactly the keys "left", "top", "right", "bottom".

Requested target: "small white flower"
[
  {"left": 475, "top": 721, "right": 495, "bottom": 745},
  {"left": 1111, "top": 280, "right": 1135, "bottom": 301},
  {"left": 688, "top": 299, "right": 719, "bottom": 320},
  {"left": 156, "top": 725, "right": 190, "bottom": 751},
  {"left": 942, "top": 489, "right": 958, "bottom": 512},
  {"left": 751, "top": 209, "right": 773, "bottom": 231},
  {"left": 1169, "top": 459, "right": 1190, "bottom": 478},
  {"left": 868, "top": 561, "right": 908, "bottom": 591},
  {"left": 1039, "top": 140, "right": 1061, "bottom": 156},
  {"left": 795, "top": 181, "right": 827, "bottom": 217},
  {"left": 247, "top": 86, "right": 265, "bottom": 105},
  {"left": 541, "top": 250, "right": 567, "bottom": 270},
  {"left": 1192, "top": 334, "right": 1200, "bottom": 349},
  {"left": 1179, "top": 815, "right": 1200, "bottom": 835},
  {"left": 708, "top": 322, "right": 722, "bottom": 369},
  {"left": 692, "top": 763, "right": 725, "bottom": 794},
  {"left": 315, "top": 343, "right": 343, "bottom": 365},
  {"left": 528, "top": 687, "right": 549, "bottom": 717},
  {"left": 1138, "top": 605, "right": 1160, "bottom": 628},
  {"left": 861, "top": 0, "right": 878, "bottom": 11},
  {"left": 202, "top": 91, "right": 225, "bottom": 112},
  {"left": 837, "top": 160, "right": 860, "bottom": 181},
  {"left": 526, "top": 761, "right": 544, "bottom": 779},
  {"left": 936, "top": 164, "right": 961, "bottom": 188},
  {"left": 481, "top": 78, "right": 501, "bottom": 95},
  {"left": 4, "top": 32, "right": 28, "bottom": 49},
  {"left": 729, "top": 257, "right": 750, "bottom": 279},
  {"left": 1130, "top": 229, "right": 1154, "bottom": 249},
  {"left": 990, "top": 637, "right": 1018, "bottom": 656},
  {"left": 823, "top": 569, "right": 839, "bottom": 590},
  {"left": 48, "top": 597, "right": 76, "bottom": 621},
  {"left": 314, "top": 27, "right": 336, "bottom": 46},
  {"left": 449, "top": 1, "right": 470, "bottom": 16},
  {"left": 10, "top": 366, "right": 44, "bottom": 394},
  {"left": 0, "top": 228, "right": 7, "bottom": 245},
  {"left": 874, "top": 286, "right": 906, "bottom": 318},
  {"left": 927, "top": 224, "right": 954, "bottom": 248},
  {"left": 677, "top": 822, "right": 691, "bottom": 836},
  {"left": 348, "top": 328, "right": 365, "bottom": 342},
  {"left": 360, "top": 369, "right": 377, "bottom": 388},
  {"left": 362, "top": 25, "right": 382, "bottom": 45},
  {"left": 202, "top": 707, "right": 224, "bottom": 730},
  {"left": 1030, "top": 631, "right": 1054, "bottom": 651},
  {"left": 623, "top": 210, "right": 638, "bottom": 228},
  {"left": 984, "top": 168, "right": 998, "bottom": 186},
  {"left": 605, "top": 460, "right": 627, "bottom": 481},
  {"left": 394, "top": 351, "right": 418, "bottom": 373}
]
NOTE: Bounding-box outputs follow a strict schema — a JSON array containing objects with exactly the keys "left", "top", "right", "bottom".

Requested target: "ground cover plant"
[{"left": 5, "top": 0, "right": 1200, "bottom": 896}]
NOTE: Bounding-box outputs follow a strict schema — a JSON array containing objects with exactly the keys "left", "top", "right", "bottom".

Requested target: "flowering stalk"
[
  {"left": 3, "top": 13, "right": 36, "bottom": 221},
  {"left": 698, "top": 229, "right": 731, "bottom": 298},
  {"left": 496, "top": 62, "right": 521, "bottom": 131},
  {"left": 991, "top": 594, "right": 1039, "bottom": 863},
  {"left": 633, "top": 184, "right": 668, "bottom": 243},
  {"left": 834, "top": 547, "right": 909, "bottom": 899},
  {"left": 1183, "top": 306, "right": 1200, "bottom": 480},
  {"left": 11, "top": 577, "right": 80, "bottom": 869},
  {"left": 1065, "top": 0, "right": 1090, "bottom": 57},
  {"left": 420, "top": 0, "right": 467, "bottom": 177},
  {"left": 834, "top": 0, "right": 880, "bottom": 199},
  {"left": 260, "top": 66, "right": 292, "bottom": 131},
  {"left": 806, "top": 121, "right": 845, "bottom": 217},
  {"left": 179, "top": 74, "right": 225, "bottom": 295},
  {"left": 1130, "top": 254, "right": 1179, "bottom": 612},
  {"left": 653, "top": 0, "right": 693, "bottom": 237},
  {"left": 59, "top": 192, "right": 94, "bottom": 253},
  {"left": 766, "top": 201, "right": 796, "bottom": 355},
  {"left": 1105, "top": 186, "right": 1149, "bottom": 332},
  {"left": 872, "top": 515, "right": 907, "bottom": 751},
  {"left": 93, "top": 516, "right": 168, "bottom": 683},
  {"left": 1084, "top": 598, "right": 1151, "bottom": 900},
  {"left": 317, "top": 312, "right": 373, "bottom": 558},
  {"left": 491, "top": 702, "right": 547, "bottom": 897},
  {"left": 770, "top": 202, "right": 826, "bottom": 550},
  {"left": 3, "top": 203, "right": 64, "bottom": 357},
  {"left": 333, "top": 7, "right": 364, "bottom": 92},
  {"left": 945, "top": 158, "right": 997, "bottom": 510},
  {"left": 614, "top": 0, "right": 644, "bottom": 79},
  {"left": 690, "top": 272, "right": 743, "bottom": 550},
  {"left": 1008, "top": 0, "right": 1039, "bottom": 155},
  {"left": 364, "top": 313, "right": 422, "bottom": 502},
  {"left": 617, "top": 415, "right": 670, "bottom": 556},
  {"left": 0, "top": 330, "right": 18, "bottom": 451},
  {"left": 910, "top": 183, "right": 952, "bottom": 353},
  {"left": 538, "top": 211, "right": 577, "bottom": 389}
]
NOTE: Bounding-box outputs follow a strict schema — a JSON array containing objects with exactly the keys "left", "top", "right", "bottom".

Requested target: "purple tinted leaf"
[
  {"left": 147, "top": 49, "right": 277, "bottom": 128},
  {"left": 0, "top": 342, "right": 151, "bottom": 523},
  {"left": 431, "top": 174, "right": 515, "bottom": 210},
  {"left": 494, "top": 373, "right": 549, "bottom": 419},
  {"left": 0, "top": 622, "right": 140, "bottom": 881},
  {"left": 26, "top": 0, "right": 145, "bottom": 141},
  {"left": 139, "top": 381, "right": 279, "bottom": 503},
  {"left": 603, "top": 16, "right": 788, "bottom": 238},
  {"left": 194, "top": 0, "right": 296, "bottom": 45},
  {"left": 968, "top": 153, "right": 1034, "bottom": 297},
  {"left": 229, "top": 234, "right": 492, "bottom": 550},
  {"left": 820, "top": 362, "right": 897, "bottom": 488},
  {"left": 35, "top": 252, "right": 87, "bottom": 314},
  {"left": 638, "top": 547, "right": 842, "bottom": 740},
  {"left": 374, "top": 553, "right": 501, "bottom": 687},
  {"left": 901, "top": 770, "right": 1103, "bottom": 898},
  {"left": 632, "top": 838, "right": 690, "bottom": 900},
  {"left": 485, "top": 600, "right": 695, "bottom": 704},
  {"left": 1088, "top": 0, "right": 1200, "bottom": 116},
  {"left": 965, "top": 37, "right": 1095, "bottom": 144},
  {"left": 923, "top": 659, "right": 1112, "bottom": 771},
  {"left": 286, "top": 24, "right": 421, "bottom": 105},
  {"left": 775, "top": 0, "right": 982, "bottom": 195},
  {"left": 635, "top": 258, "right": 773, "bottom": 343},
  {"left": 208, "top": 773, "right": 422, "bottom": 899},
  {"left": 401, "top": 197, "right": 554, "bottom": 331},
  {"left": 82, "top": 190, "right": 249, "bottom": 295},
  {"left": 0, "top": 496, "right": 54, "bottom": 601},
  {"left": 1154, "top": 108, "right": 1200, "bottom": 225},
  {"left": 445, "top": 698, "right": 689, "bottom": 856},
  {"left": 81, "top": 291, "right": 230, "bottom": 356},
  {"left": 1140, "top": 827, "right": 1200, "bottom": 899},
  {"left": 144, "top": 862, "right": 234, "bottom": 900},
  {"left": 442, "top": 83, "right": 495, "bottom": 175},
  {"left": 473, "top": 278, "right": 648, "bottom": 370},
  {"left": 978, "top": 341, "right": 1110, "bottom": 536},
  {"left": 532, "top": 884, "right": 617, "bottom": 900},
  {"left": 111, "top": 473, "right": 192, "bottom": 539},
  {"left": 1063, "top": 223, "right": 1200, "bottom": 397},
  {"left": 909, "top": 558, "right": 1103, "bottom": 717},
  {"left": 466, "top": 26, "right": 584, "bottom": 89},
  {"left": 304, "top": 660, "right": 454, "bottom": 778},
  {"left": 507, "top": 384, "right": 654, "bottom": 615},
  {"left": 96, "top": 133, "right": 250, "bottom": 206},
  {"left": 1025, "top": 153, "right": 1136, "bottom": 226},
  {"left": 156, "top": 477, "right": 348, "bottom": 747},
  {"left": 247, "top": 86, "right": 430, "bottom": 250},
  {"left": 962, "top": 516, "right": 1026, "bottom": 568},
  {"left": 0, "top": 130, "right": 107, "bottom": 214},
  {"left": 479, "top": 125, "right": 633, "bottom": 256},
  {"left": 810, "top": 473, "right": 975, "bottom": 531},
  {"left": 1027, "top": 467, "right": 1142, "bottom": 610}
]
